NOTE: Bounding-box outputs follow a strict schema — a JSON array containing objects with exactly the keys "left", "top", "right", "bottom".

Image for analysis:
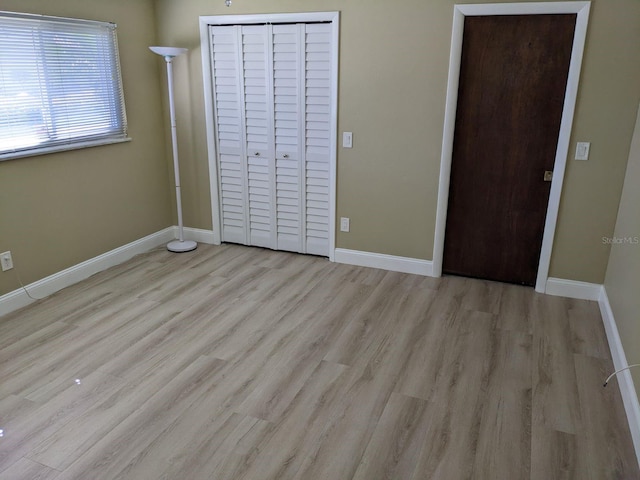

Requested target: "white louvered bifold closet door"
[{"left": 210, "top": 22, "right": 332, "bottom": 257}]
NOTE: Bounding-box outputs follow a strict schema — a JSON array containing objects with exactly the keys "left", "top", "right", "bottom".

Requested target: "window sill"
[{"left": 0, "top": 137, "right": 133, "bottom": 162}]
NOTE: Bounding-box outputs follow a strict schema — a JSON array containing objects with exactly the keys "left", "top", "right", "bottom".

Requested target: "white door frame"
[
  {"left": 432, "top": 2, "right": 591, "bottom": 292},
  {"left": 199, "top": 11, "right": 340, "bottom": 260}
]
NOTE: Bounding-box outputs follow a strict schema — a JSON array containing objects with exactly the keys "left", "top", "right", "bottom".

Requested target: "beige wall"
[
  {"left": 155, "top": 0, "right": 640, "bottom": 283},
  {"left": 0, "top": 0, "right": 172, "bottom": 296},
  {"left": 605, "top": 104, "right": 640, "bottom": 398}
]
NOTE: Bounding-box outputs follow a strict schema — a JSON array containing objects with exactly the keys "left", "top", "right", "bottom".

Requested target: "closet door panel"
[
  {"left": 242, "top": 25, "right": 275, "bottom": 249},
  {"left": 273, "top": 24, "right": 303, "bottom": 253},
  {"left": 211, "top": 26, "right": 247, "bottom": 245},
  {"left": 304, "top": 23, "right": 332, "bottom": 256}
]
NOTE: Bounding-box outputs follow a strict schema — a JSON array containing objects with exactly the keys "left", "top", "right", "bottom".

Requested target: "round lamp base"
[{"left": 167, "top": 240, "right": 197, "bottom": 253}]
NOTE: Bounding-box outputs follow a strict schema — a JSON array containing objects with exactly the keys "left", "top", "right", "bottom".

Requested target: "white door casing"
[{"left": 433, "top": 2, "right": 590, "bottom": 292}]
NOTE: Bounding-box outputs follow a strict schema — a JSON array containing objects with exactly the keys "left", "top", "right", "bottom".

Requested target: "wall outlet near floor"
[
  {"left": 340, "top": 217, "right": 350, "bottom": 232},
  {"left": 1, "top": 251, "right": 13, "bottom": 272}
]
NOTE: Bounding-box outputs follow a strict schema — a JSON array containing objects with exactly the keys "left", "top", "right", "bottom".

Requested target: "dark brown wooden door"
[{"left": 443, "top": 14, "right": 576, "bottom": 286}]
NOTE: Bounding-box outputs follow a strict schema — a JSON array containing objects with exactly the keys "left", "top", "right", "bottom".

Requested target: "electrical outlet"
[
  {"left": 340, "top": 217, "right": 350, "bottom": 232},
  {"left": 1, "top": 251, "right": 13, "bottom": 272}
]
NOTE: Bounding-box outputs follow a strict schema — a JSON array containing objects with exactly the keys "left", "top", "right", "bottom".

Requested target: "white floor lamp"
[{"left": 150, "top": 46, "right": 197, "bottom": 253}]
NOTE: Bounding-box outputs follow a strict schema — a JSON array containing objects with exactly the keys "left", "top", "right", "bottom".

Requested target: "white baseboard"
[
  {"left": 181, "top": 227, "right": 217, "bottom": 245},
  {"left": 0, "top": 227, "right": 175, "bottom": 318},
  {"left": 599, "top": 287, "right": 640, "bottom": 466},
  {"left": 545, "top": 277, "right": 603, "bottom": 300},
  {"left": 334, "top": 248, "right": 433, "bottom": 276}
]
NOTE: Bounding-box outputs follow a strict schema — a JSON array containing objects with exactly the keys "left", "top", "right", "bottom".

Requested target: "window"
[{"left": 0, "top": 12, "right": 128, "bottom": 160}]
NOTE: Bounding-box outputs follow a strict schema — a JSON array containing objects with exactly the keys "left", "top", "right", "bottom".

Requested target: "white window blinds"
[{"left": 0, "top": 12, "right": 127, "bottom": 160}]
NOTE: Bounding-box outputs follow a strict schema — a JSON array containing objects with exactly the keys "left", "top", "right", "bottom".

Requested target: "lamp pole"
[{"left": 150, "top": 46, "right": 197, "bottom": 253}]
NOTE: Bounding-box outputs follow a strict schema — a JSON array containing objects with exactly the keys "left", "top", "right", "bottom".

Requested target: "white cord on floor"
[
  {"left": 603, "top": 364, "right": 640, "bottom": 387},
  {"left": 14, "top": 265, "right": 44, "bottom": 301}
]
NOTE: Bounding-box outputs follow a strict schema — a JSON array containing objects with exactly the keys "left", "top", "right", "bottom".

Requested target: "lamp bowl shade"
[{"left": 149, "top": 46, "right": 188, "bottom": 58}]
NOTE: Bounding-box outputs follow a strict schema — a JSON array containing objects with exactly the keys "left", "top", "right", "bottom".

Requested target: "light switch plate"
[
  {"left": 343, "top": 132, "right": 353, "bottom": 149},
  {"left": 0, "top": 251, "right": 13, "bottom": 272},
  {"left": 575, "top": 142, "right": 590, "bottom": 161}
]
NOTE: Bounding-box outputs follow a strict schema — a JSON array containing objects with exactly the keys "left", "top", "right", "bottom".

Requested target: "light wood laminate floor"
[{"left": 0, "top": 244, "right": 637, "bottom": 479}]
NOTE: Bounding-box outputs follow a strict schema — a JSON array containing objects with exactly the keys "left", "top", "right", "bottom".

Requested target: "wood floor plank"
[
  {"left": 531, "top": 294, "right": 581, "bottom": 434},
  {"left": 105, "top": 408, "right": 243, "bottom": 479},
  {"left": 234, "top": 280, "right": 373, "bottom": 422},
  {"left": 0, "top": 395, "right": 38, "bottom": 427},
  {"left": 407, "top": 309, "right": 495, "bottom": 479},
  {"left": 530, "top": 428, "right": 581, "bottom": 480},
  {"left": 93, "top": 290, "right": 246, "bottom": 380},
  {"left": 0, "top": 370, "right": 126, "bottom": 474},
  {"left": 220, "top": 359, "right": 351, "bottom": 480},
  {"left": 51, "top": 355, "right": 227, "bottom": 480},
  {"left": 497, "top": 283, "right": 535, "bottom": 334},
  {"left": 440, "top": 275, "right": 503, "bottom": 314},
  {"left": 568, "top": 300, "right": 611, "bottom": 359},
  {"left": 351, "top": 392, "right": 431, "bottom": 480},
  {"left": 0, "top": 244, "right": 636, "bottom": 479},
  {"left": 393, "top": 288, "right": 461, "bottom": 400},
  {"left": 22, "top": 300, "right": 169, "bottom": 403},
  {"left": 471, "top": 330, "right": 532, "bottom": 480},
  {"left": 343, "top": 286, "right": 438, "bottom": 388},
  {"left": 322, "top": 271, "right": 416, "bottom": 367},
  {"left": 208, "top": 260, "right": 357, "bottom": 365},
  {"left": 0, "top": 457, "right": 59, "bottom": 480},
  {"left": 26, "top": 342, "right": 227, "bottom": 470},
  {"left": 158, "top": 413, "right": 272, "bottom": 480},
  {"left": 0, "top": 322, "right": 77, "bottom": 367},
  {"left": 291, "top": 366, "right": 397, "bottom": 480}
]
